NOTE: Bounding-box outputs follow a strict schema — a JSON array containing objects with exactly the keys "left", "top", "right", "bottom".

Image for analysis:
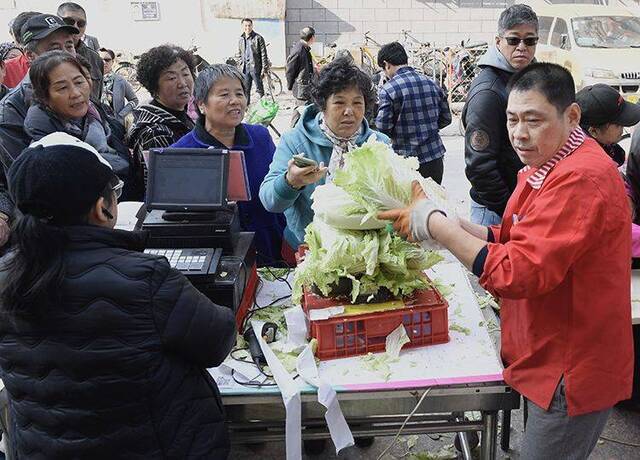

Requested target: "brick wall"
[{"left": 285, "top": 0, "right": 505, "bottom": 54}]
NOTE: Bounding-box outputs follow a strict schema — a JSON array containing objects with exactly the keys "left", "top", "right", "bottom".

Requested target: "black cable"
[
  {"left": 240, "top": 294, "right": 292, "bottom": 334},
  {"left": 261, "top": 265, "right": 293, "bottom": 291},
  {"left": 231, "top": 347, "right": 274, "bottom": 379},
  {"left": 239, "top": 265, "right": 293, "bottom": 334},
  {"left": 231, "top": 368, "right": 277, "bottom": 387},
  {"left": 255, "top": 250, "right": 293, "bottom": 270}
]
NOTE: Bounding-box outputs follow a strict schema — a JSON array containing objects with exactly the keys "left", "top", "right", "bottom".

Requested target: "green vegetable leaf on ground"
[
  {"left": 449, "top": 323, "right": 471, "bottom": 336},
  {"left": 476, "top": 292, "right": 500, "bottom": 311}
]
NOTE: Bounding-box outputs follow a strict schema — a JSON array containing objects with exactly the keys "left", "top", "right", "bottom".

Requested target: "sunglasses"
[
  {"left": 112, "top": 179, "right": 124, "bottom": 200},
  {"left": 103, "top": 57, "right": 113, "bottom": 62},
  {"left": 503, "top": 36, "right": 539, "bottom": 46},
  {"left": 62, "top": 17, "right": 87, "bottom": 28}
]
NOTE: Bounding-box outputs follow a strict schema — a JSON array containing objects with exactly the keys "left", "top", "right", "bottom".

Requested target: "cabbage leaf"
[
  {"left": 293, "top": 137, "right": 446, "bottom": 304},
  {"left": 292, "top": 220, "right": 443, "bottom": 304}
]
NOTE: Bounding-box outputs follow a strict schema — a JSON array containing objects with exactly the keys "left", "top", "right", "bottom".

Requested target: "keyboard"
[{"left": 144, "top": 248, "right": 217, "bottom": 273}]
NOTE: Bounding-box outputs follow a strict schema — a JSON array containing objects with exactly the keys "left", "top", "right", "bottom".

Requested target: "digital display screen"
[{"left": 146, "top": 149, "right": 228, "bottom": 211}]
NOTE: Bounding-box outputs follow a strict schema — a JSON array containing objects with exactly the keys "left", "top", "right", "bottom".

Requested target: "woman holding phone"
[{"left": 259, "top": 58, "right": 389, "bottom": 263}]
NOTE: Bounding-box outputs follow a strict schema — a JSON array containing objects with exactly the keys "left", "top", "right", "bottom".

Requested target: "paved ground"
[{"left": 228, "top": 88, "right": 640, "bottom": 459}]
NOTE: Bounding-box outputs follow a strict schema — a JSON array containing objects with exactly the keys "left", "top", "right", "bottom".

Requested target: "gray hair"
[
  {"left": 194, "top": 63, "right": 247, "bottom": 103},
  {"left": 300, "top": 26, "right": 315, "bottom": 41},
  {"left": 497, "top": 4, "right": 538, "bottom": 36}
]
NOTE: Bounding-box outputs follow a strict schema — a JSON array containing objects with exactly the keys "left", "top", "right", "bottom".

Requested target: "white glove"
[{"left": 410, "top": 198, "right": 446, "bottom": 242}]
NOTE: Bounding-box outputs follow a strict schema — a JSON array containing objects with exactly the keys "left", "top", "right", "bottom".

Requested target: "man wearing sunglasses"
[
  {"left": 462, "top": 4, "right": 539, "bottom": 226},
  {"left": 57, "top": 2, "right": 104, "bottom": 101}
]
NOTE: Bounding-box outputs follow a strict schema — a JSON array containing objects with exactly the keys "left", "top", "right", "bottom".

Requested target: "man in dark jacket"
[
  {"left": 462, "top": 4, "right": 538, "bottom": 225},
  {"left": 0, "top": 132, "right": 236, "bottom": 459},
  {"left": 286, "top": 26, "right": 315, "bottom": 127},
  {"left": 238, "top": 17, "right": 269, "bottom": 105},
  {"left": 0, "top": 13, "right": 78, "bottom": 245},
  {"left": 58, "top": 2, "right": 104, "bottom": 101}
]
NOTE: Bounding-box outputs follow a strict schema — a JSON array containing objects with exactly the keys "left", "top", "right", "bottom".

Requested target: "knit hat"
[{"left": 8, "top": 132, "right": 115, "bottom": 221}]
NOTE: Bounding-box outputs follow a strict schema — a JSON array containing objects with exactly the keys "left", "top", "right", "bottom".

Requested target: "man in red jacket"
[{"left": 379, "top": 62, "right": 634, "bottom": 459}]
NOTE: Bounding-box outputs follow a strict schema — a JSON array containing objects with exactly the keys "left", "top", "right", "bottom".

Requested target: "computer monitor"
[{"left": 146, "top": 148, "right": 229, "bottom": 211}]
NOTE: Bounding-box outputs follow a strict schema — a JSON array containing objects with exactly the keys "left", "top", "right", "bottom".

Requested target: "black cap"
[
  {"left": 20, "top": 14, "right": 78, "bottom": 45},
  {"left": 576, "top": 84, "right": 640, "bottom": 127},
  {"left": 8, "top": 133, "right": 115, "bottom": 221}
]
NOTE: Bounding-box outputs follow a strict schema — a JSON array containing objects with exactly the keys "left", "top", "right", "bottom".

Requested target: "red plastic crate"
[{"left": 301, "top": 285, "right": 450, "bottom": 361}]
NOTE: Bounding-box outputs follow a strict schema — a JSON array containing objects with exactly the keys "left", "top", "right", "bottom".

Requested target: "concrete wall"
[
  {"left": 284, "top": 0, "right": 505, "bottom": 55},
  {"left": 283, "top": 0, "right": 633, "bottom": 56}
]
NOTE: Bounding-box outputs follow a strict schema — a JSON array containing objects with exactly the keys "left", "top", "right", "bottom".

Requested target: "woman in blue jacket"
[
  {"left": 172, "top": 63, "right": 285, "bottom": 266},
  {"left": 259, "top": 58, "right": 389, "bottom": 262}
]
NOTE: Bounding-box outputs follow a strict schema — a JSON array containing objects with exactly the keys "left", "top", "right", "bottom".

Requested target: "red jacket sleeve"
[{"left": 480, "top": 171, "right": 604, "bottom": 299}]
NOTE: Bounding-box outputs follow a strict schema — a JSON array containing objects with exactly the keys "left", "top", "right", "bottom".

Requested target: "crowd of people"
[{"left": 0, "top": 2, "right": 635, "bottom": 459}]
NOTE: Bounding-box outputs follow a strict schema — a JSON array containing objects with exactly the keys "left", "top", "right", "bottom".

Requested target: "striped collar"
[{"left": 521, "top": 127, "right": 586, "bottom": 189}]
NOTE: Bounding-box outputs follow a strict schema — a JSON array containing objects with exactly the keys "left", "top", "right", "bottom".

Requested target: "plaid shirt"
[{"left": 376, "top": 66, "right": 448, "bottom": 163}]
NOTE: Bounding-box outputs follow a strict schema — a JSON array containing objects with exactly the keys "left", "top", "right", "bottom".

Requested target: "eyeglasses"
[
  {"left": 502, "top": 36, "right": 539, "bottom": 46},
  {"left": 62, "top": 17, "right": 87, "bottom": 28},
  {"left": 103, "top": 58, "right": 113, "bottom": 62},
  {"left": 112, "top": 179, "right": 124, "bottom": 200}
]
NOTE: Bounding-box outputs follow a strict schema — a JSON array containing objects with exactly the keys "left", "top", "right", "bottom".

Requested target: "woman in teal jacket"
[{"left": 259, "top": 58, "right": 389, "bottom": 261}]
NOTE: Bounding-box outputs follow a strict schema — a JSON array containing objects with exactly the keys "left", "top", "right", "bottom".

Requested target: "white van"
[{"left": 534, "top": 4, "right": 640, "bottom": 102}]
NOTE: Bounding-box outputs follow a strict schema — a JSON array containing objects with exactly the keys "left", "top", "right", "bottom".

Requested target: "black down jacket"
[
  {"left": 0, "top": 226, "right": 236, "bottom": 459},
  {"left": 462, "top": 64, "right": 524, "bottom": 216}
]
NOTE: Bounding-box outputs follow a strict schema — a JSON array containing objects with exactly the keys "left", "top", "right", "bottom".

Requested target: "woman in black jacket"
[{"left": 0, "top": 133, "right": 236, "bottom": 459}]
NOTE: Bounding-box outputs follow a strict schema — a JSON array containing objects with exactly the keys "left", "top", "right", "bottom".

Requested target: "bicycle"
[
  {"left": 225, "top": 55, "right": 282, "bottom": 137},
  {"left": 227, "top": 43, "right": 283, "bottom": 98},
  {"left": 262, "top": 67, "right": 283, "bottom": 97},
  {"left": 312, "top": 42, "right": 338, "bottom": 69},
  {"left": 225, "top": 55, "right": 283, "bottom": 98},
  {"left": 114, "top": 52, "right": 141, "bottom": 93},
  {"left": 359, "top": 31, "right": 382, "bottom": 76},
  {"left": 445, "top": 40, "right": 488, "bottom": 113},
  {"left": 401, "top": 30, "right": 448, "bottom": 89},
  {"left": 188, "top": 44, "right": 210, "bottom": 74}
]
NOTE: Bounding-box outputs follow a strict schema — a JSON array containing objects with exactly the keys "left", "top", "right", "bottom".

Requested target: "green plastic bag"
[{"left": 246, "top": 98, "right": 279, "bottom": 125}]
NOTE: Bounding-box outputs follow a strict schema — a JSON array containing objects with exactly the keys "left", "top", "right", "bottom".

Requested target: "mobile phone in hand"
[{"left": 292, "top": 153, "right": 318, "bottom": 168}]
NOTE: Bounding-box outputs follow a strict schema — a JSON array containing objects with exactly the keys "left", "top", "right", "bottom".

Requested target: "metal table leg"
[
  {"left": 458, "top": 431, "right": 474, "bottom": 460},
  {"left": 453, "top": 412, "right": 473, "bottom": 460},
  {"left": 500, "top": 409, "right": 511, "bottom": 451},
  {"left": 481, "top": 411, "right": 498, "bottom": 460}
]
